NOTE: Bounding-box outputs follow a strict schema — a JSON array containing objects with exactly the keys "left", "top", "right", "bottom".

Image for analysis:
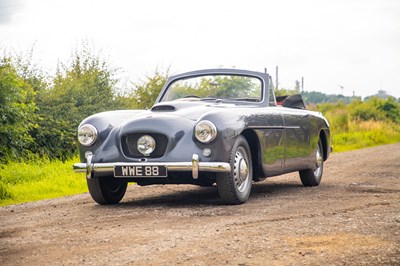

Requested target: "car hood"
[
  {"left": 117, "top": 100, "right": 255, "bottom": 137},
  {"left": 148, "top": 100, "right": 238, "bottom": 120}
]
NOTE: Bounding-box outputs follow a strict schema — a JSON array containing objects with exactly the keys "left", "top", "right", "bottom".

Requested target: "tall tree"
[
  {"left": 33, "top": 45, "right": 120, "bottom": 159},
  {"left": 0, "top": 56, "right": 37, "bottom": 161},
  {"left": 130, "top": 69, "right": 169, "bottom": 109}
]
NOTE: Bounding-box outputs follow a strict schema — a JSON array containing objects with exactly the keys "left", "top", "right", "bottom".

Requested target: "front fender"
[{"left": 77, "top": 110, "right": 145, "bottom": 162}]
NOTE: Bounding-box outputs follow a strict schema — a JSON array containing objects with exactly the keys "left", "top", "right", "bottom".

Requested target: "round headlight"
[
  {"left": 137, "top": 135, "right": 156, "bottom": 156},
  {"left": 195, "top": 120, "right": 217, "bottom": 143},
  {"left": 78, "top": 124, "right": 98, "bottom": 146}
]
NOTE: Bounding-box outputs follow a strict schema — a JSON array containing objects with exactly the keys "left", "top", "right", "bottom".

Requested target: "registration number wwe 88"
[{"left": 114, "top": 165, "right": 167, "bottom": 178}]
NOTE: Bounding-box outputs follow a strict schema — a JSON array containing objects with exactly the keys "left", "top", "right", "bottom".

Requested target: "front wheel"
[
  {"left": 299, "top": 138, "right": 324, "bottom": 186},
  {"left": 217, "top": 136, "right": 253, "bottom": 204},
  {"left": 87, "top": 177, "right": 128, "bottom": 204}
]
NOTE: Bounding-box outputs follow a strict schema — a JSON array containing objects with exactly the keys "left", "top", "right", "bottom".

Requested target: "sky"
[{"left": 1, "top": 0, "right": 399, "bottom": 98}]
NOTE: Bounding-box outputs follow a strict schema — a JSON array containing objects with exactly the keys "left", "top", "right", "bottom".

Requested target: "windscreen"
[{"left": 161, "top": 74, "right": 263, "bottom": 103}]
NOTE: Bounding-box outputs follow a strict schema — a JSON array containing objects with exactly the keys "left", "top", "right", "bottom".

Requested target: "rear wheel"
[
  {"left": 299, "top": 138, "right": 324, "bottom": 186},
  {"left": 217, "top": 136, "right": 253, "bottom": 204},
  {"left": 87, "top": 177, "right": 128, "bottom": 204}
]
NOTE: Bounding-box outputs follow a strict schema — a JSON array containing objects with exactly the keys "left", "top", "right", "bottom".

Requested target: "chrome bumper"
[{"left": 73, "top": 153, "right": 231, "bottom": 179}]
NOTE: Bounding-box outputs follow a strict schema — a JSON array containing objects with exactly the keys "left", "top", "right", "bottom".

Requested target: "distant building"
[{"left": 364, "top": 90, "right": 393, "bottom": 101}]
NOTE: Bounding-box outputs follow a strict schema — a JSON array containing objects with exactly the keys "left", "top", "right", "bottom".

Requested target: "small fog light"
[
  {"left": 203, "top": 148, "right": 212, "bottom": 157},
  {"left": 84, "top": 151, "right": 93, "bottom": 159},
  {"left": 137, "top": 135, "right": 156, "bottom": 156}
]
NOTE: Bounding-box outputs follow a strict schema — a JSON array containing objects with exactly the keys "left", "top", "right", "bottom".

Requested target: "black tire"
[
  {"left": 217, "top": 136, "right": 253, "bottom": 204},
  {"left": 87, "top": 177, "right": 128, "bottom": 205},
  {"left": 299, "top": 138, "right": 324, "bottom": 186}
]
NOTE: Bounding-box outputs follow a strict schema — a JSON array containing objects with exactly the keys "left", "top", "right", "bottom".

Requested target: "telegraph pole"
[
  {"left": 301, "top": 77, "right": 304, "bottom": 93},
  {"left": 275, "top": 66, "right": 279, "bottom": 91}
]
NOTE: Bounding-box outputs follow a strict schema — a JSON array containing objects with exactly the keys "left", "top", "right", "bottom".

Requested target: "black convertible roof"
[{"left": 277, "top": 94, "right": 306, "bottom": 109}]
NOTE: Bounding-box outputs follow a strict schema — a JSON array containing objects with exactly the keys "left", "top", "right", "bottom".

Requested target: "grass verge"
[
  {"left": 331, "top": 120, "right": 400, "bottom": 152},
  {"left": 0, "top": 156, "right": 87, "bottom": 206}
]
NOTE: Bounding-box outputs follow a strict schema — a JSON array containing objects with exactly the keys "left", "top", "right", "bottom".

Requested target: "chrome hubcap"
[
  {"left": 234, "top": 147, "right": 251, "bottom": 193},
  {"left": 239, "top": 158, "right": 249, "bottom": 182},
  {"left": 314, "top": 148, "right": 323, "bottom": 178}
]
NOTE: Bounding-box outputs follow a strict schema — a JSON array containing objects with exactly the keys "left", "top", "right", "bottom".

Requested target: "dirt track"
[{"left": 1, "top": 144, "right": 400, "bottom": 265}]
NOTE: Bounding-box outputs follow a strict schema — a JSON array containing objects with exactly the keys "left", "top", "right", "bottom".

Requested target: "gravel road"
[{"left": 1, "top": 143, "right": 399, "bottom": 265}]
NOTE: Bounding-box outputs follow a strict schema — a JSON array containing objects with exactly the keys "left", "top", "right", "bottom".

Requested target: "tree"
[
  {"left": 213, "top": 75, "right": 259, "bottom": 98},
  {"left": 0, "top": 56, "right": 37, "bottom": 161},
  {"left": 276, "top": 87, "right": 298, "bottom": 97},
  {"left": 130, "top": 69, "right": 169, "bottom": 109},
  {"left": 377, "top": 97, "right": 400, "bottom": 123},
  {"left": 31, "top": 46, "right": 121, "bottom": 159}
]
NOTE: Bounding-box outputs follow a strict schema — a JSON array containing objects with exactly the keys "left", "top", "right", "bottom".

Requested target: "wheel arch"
[
  {"left": 241, "top": 129, "right": 264, "bottom": 181},
  {"left": 319, "top": 130, "right": 329, "bottom": 161}
]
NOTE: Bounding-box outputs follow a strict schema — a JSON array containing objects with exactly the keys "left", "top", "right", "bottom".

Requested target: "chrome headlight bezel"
[
  {"left": 78, "top": 124, "right": 98, "bottom": 146},
  {"left": 195, "top": 120, "right": 217, "bottom": 143}
]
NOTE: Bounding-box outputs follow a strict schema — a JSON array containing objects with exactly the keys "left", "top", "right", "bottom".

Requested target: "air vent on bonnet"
[{"left": 151, "top": 105, "right": 176, "bottom": 111}]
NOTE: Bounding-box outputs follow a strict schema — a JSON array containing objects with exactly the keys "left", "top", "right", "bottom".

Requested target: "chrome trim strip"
[
  {"left": 73, "top": 163, "right": 87, "bottom": 173},
  {"left": 248, "top": 125, "right": 300, "bottom": 130},
  {"left": 73, "top": 153, "right": 231, "bottom": 179},
  {"left": 284, "top": 126, "right": 301, "bottom": 129}
]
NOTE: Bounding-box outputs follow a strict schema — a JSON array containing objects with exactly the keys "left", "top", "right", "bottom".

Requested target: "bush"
[
  {"left": 0, "top": 56, "right": 38, "bottom": 161},
  {"left": 1, "top": 45, "right": 133, "bottom": 161}
]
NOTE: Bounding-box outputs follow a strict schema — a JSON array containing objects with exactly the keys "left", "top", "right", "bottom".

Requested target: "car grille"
[{"left": 122, "top": 133, "right": 168, "bottom": 158}]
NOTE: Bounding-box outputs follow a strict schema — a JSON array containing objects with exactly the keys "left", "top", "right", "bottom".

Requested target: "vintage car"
[{"left": 73, "top": 69, "right": 331, "bottom": 205}]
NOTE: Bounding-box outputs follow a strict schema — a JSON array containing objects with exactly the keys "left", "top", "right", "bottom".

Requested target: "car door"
[
  {"left": 280, "top": 108, "right": 311, "bottom": 172},
  {"left": 245, "top": 106, "right": 285, "bottom": 177}
]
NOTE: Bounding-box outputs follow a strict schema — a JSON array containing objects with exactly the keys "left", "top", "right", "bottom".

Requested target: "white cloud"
[
  {"left": 0, "top": 0, "right": 25, "bottom": 24},
  {"left": 1, "top": 0, "right": 399, "bottom": 98}
]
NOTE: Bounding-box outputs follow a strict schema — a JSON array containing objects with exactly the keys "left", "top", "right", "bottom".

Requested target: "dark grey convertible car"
[{"left": 74, "top": 69, "right": 331, "bottom": 205}]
